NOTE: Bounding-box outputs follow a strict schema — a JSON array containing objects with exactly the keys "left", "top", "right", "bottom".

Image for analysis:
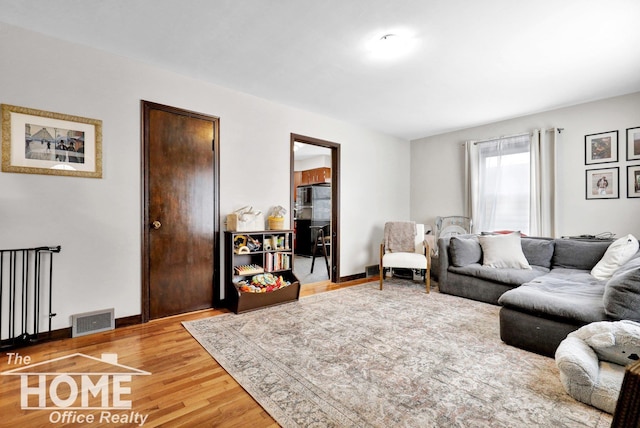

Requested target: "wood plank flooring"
[{"left": 0, "top": 279, "right": 369, "bottom": 427}]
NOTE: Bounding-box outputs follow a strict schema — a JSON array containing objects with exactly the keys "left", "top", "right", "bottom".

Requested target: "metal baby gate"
[{"left": 0, "top": 245, "right": 61, "bottom": 349}]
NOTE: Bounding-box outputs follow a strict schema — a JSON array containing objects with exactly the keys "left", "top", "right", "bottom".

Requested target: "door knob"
[{"left": 152, "top": 220, "right": 162, "bottom": 230}]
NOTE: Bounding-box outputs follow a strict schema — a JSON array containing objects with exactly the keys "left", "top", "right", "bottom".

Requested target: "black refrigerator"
[{"left": 295, "top": 184, "right": 330, "bottom": 256}]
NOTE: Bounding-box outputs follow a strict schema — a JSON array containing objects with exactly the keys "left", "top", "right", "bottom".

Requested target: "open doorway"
[{"left": 290, "top": 134, "right": 340, "bottom": 284}]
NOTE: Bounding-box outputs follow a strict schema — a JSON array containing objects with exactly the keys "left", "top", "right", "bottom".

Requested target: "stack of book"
[{"left": 265, "top": 252, "right": 290, "bottom": 272}]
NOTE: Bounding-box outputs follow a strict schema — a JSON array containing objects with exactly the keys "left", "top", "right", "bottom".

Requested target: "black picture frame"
[
  {"left": 627, "top": 165, "right": 640, "bottom": 198},
  {"left": 585, "top": 130, "right": 618, "bottom": 165},
  {"left": 585, "top": 167, "right": 619, "bottom": 200},
  {"left": 627, "top": 127, "right": 640, "bottom": 161}
]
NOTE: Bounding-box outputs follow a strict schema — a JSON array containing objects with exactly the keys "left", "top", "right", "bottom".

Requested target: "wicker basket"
[
  {"left": 611, "top": 360, "right": 640, "bottom": 427},
  {"left": 268, "top": 216, "right": 285, "bottom": 230}
]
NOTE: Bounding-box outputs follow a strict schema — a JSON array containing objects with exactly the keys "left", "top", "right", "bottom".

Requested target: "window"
[{"left": 468, "top": 133, "right": 531, "bottom": 234}]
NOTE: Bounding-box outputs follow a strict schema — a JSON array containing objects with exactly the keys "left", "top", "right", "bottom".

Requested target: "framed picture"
[
  {"left": 628, "top": 165, "right": 640, "bottom": 198},
  {"left": 627, "top": 127, "right": 640, "bottom": 161},
  {"left": 586, "top": 167, "right": 619, "bottom": 199},
  {"left": 1, "top": 104, "right": 102, "bottom": 178},
  {"left": 585, "top": 130, "right": 618, "bottom": 165}
]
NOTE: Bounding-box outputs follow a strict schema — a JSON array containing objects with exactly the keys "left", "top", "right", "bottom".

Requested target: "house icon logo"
[{"left": 2, "top": 352, "right": 151, "bottom": 425}]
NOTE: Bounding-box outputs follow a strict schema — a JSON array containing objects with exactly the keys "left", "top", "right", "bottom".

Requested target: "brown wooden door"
[{"left": 142, "top": 102, "right": 219, "bottom": 320}]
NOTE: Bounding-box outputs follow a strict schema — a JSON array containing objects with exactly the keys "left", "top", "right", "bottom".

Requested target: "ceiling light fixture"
[{"left": 365, "top": 30, "right": 417, "bottom": 61}]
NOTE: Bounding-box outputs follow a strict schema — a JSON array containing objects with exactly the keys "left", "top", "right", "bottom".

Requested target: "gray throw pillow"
[
  {"left": 552, "top": 239, "right": 611, "bottom": 270},
  {"left": 521, "top": 238, "right": 555, "bottom": 268},
  {"left": 603, "top": 251, "right": 640, "bottom": 321},
  {"left": 449, "top": 236, "right": 482, "bottom": 267}
]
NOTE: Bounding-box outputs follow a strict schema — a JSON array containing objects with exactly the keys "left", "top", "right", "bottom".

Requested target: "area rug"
[{"left": 183, "top": 280, "right": 612, "bottom": 427}]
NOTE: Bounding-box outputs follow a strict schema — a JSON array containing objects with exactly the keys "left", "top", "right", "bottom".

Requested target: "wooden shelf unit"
[{"left": 224, "top": 230, "right": 300, "bottom": 313}]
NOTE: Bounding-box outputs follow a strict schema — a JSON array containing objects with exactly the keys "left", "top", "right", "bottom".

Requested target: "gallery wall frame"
[
  {"left": 628, "top": 165, "right": 640, "bottom": 199},
  {"left": 586, "top": 166, "right": 619, "bottom": 200},
  {"left": 627, "top": 127, "right": 640, "bottom": 161},
  {"left": 585, "top": 130, "right": 618, "bottom": 165},
  {"left": 1, "top": 104, "right": 102, "bottom": 178}
]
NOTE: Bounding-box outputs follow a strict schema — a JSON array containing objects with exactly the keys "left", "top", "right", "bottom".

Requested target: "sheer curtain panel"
[{"left": 465, "top": 129, "right": 558, "bottom": 236}]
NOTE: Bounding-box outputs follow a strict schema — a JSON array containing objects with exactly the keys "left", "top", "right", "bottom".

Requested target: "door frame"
[
  {"left": 141, "top": 101, "right": 221, "bottom": 322},
  {"left": 290, "top": 133, "right": 340, "bottom": 283}
]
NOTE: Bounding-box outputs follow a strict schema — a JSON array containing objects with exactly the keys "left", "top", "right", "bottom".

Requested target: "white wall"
[
  {"left": 0, "top": 24, "right": 410, "bottom": 331},
  {"left": 411, "top": 92, "right": 640, "bottom": 239}
]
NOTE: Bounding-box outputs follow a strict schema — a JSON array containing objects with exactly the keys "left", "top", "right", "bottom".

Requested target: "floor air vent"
[
  {"left": 365, "top": 264, "right": 380, "bottom": 277},
  {"left": 72, "top": 308, "right": 115, "bottom": 337}
]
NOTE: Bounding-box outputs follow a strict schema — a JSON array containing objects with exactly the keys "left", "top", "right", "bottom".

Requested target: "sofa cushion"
[
  {"left": 449, "top": 236, "right": 482, "bottom": 267},
  {"left": 521, "top": 238, "right": 555, "bottom": 268},
  {"left": 449, "top": 264, "right": 548, "bottom": 286},
  {"left": 603, "top": 251, "right": 640, "bottom": 321},
  {"left": 552, "top": 239, "right": 612, "bottom": 270},
  {"left": 591, "top": 234, "right": 639, "bottom": 280},
  {"left": 478, "top": 232, "right": 531, "bottom": 269},
  {"left": 498, "top": 268, "right": 608, "bottom": 324}
]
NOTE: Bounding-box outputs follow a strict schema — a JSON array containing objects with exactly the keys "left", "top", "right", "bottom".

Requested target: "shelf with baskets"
[{"left": 224, "top": 230, "right": 300, "bottom": 313}]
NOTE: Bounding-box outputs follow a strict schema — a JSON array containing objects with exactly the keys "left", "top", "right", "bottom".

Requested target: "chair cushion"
[
  {"left": 382, "top": 252, "right": 427, "bottom": 270},
  {"left": 450, "top": 264, "right": 547, "bottom": 286},
  {"left": 498, "top": 269, "right": 608, "bottom": 324}
]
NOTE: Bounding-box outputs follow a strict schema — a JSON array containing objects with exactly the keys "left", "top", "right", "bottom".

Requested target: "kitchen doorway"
[{"left": 290, "top": 134, "right": 340, "bottom": 284}]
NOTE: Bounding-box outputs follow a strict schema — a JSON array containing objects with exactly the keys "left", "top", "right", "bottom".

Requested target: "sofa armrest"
[{"left": 437, "top": 236, "right": 452, "bottom": 286}]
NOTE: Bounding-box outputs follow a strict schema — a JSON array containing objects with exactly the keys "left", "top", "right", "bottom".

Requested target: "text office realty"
[{"left": 2, "top": 352, "right": 151, "bottom": 426}]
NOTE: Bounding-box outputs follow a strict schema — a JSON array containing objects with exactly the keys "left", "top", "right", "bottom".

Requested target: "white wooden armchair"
[{"left": 379, "top": 222, "right": 430, "bottom": 292}]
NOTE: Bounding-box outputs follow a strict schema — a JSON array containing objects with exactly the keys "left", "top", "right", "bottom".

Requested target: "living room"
[{"left": 0, "top": 1, "right": 639, "bottom": 426}]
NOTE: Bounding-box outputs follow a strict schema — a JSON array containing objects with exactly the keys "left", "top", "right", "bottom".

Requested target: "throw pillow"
[
  {"left": 552, "top": 239, "right": 612, "bottom": 270},
  {"left": 449, "top": 236, "right": 482, "bottom": 267},
  {"left": 591, "top": 234, "right": 639, "bottom": 280},
  {"left": 478, "top": 232, "right": 531, "bottom": 269},
  {"left": 521, "top": 238, "right": 555, "bottom": 268},
  {"left": 603, "top": 251, "right": 640, "bottom": 320}
]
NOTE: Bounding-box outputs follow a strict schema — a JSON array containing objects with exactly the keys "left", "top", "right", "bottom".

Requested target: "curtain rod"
[
  {"left": 470, "top": 128, "right": 564, "bottom": 145},
  {"left": 472, "top": 132, "right": 529, "bottom": 145}
]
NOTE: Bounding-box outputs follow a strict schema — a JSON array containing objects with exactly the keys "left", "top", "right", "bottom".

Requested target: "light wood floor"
[{"left": 0, "top": 279, "right": 369, "bottom": 427}]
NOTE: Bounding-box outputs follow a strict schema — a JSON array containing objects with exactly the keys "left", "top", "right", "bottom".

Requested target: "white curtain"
[
  {"left": 530, "top": 128, "right": 559, "bottom": 237},
  {"left": 465, "top": 141, "right": 479, "bottom": 232},
  {"left": 465, "top": 129, "right": 558, "bottom": 237}
]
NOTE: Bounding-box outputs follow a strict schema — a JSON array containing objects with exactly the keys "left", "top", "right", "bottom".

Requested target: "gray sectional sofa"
[{"left": 437, "top": 234, "right": 640, "bottom": 357}]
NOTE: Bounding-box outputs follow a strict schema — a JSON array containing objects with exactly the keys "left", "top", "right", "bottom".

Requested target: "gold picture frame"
[{"left": 1, "top": 104, "right": 102, "bottom": 178}]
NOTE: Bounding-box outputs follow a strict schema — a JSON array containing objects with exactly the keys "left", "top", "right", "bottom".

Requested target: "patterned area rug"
[{"left": 183, "top": 280, "right": 612, "bottom": 427}]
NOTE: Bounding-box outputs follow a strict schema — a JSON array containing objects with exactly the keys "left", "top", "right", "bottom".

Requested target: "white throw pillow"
[
  {"left": 478, "top": 232, "right": 531, "bottom": 269},
  {"left": 591, "top": 234, "right": 639, "bottom": 280}
]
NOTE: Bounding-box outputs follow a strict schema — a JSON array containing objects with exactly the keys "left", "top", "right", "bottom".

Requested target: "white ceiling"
[
  {"left": 1, "top": 0, "right": 639, "bottom": 140},
  {"left": 294, "top": 142, "right": 331, "bottom": 161}
]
